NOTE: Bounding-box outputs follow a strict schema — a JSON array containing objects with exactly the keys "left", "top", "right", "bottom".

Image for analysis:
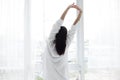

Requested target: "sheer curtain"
[
  {"left": 0, "top": 0, "right": 24, "bottom": 80},
  {"left": 84, "top": 0, "right": 120, "bottom": 80},
  {"left": 0, "top": 0, "right": 34, "bottom": 80}
]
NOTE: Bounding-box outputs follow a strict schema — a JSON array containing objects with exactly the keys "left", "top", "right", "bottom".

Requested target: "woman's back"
[{"left": 43, "top": 3, "right": 82, "bottom": 80}]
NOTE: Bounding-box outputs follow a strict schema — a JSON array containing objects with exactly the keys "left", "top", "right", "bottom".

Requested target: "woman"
[{"left": 43, "top": 3, "right": 82, "bottom": 80}]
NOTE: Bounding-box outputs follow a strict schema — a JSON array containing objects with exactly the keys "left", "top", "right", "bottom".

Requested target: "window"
[{"left": 1, "top": 0, "right": 120, "bottom": 80}]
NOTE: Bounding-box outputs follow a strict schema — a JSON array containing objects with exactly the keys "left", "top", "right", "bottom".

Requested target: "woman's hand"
[
  {"left": 60, "top": 3, "right": 75, "bottom": 20},
  {"left": 60, "top": 3, "right": 82, "bottom": 21},
  {"left": 68, "top": 3, "right": 75, "bottom": 9},
  {"left": 68, "top": 3, "right": 82, "bottom": 13}
]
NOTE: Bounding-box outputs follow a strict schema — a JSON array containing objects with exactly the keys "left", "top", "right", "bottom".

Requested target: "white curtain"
[
  {"left": 0, "top": 0, "right": 24, "bottom": 80},
  {"left": 0, "top": 0, "right": 34, "bottom": 80},
  {"left": 84, "top": 0, "right": 120, "bottom": 80}
]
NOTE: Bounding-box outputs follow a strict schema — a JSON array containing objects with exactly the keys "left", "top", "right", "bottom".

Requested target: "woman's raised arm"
[{"left": 72, "top": 5, "right": 82, "bottom": 25}]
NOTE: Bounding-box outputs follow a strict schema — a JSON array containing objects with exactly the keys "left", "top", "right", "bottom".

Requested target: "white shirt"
[{"left": 43, "top": 19, "right": 79, "bottom": 80}]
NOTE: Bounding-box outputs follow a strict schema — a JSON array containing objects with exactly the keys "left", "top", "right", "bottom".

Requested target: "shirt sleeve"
[
  {"left": 48, "top": 19, "right": 63, "bottom": 43},
  {"left": 66, "top": 21, "right": 80, "bottom": 47}
]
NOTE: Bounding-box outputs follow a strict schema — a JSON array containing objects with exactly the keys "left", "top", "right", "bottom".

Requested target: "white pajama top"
[{"left": 43, "top": 19, "right": 79, "bottom": 80}]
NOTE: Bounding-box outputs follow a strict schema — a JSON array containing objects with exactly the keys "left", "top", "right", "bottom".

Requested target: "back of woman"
[{"left": 43, "top": 3, "right": 82, "bottom": 80}]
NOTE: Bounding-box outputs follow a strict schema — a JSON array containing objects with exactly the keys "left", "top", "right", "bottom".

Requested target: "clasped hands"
[{"left": 68, "top": 3, "right": 82, "bottom": 13}]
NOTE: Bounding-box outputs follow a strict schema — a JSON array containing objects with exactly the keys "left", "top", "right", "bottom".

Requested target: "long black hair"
[{"left": 53, "top": 26, "right": 67, "bottom": 55}]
